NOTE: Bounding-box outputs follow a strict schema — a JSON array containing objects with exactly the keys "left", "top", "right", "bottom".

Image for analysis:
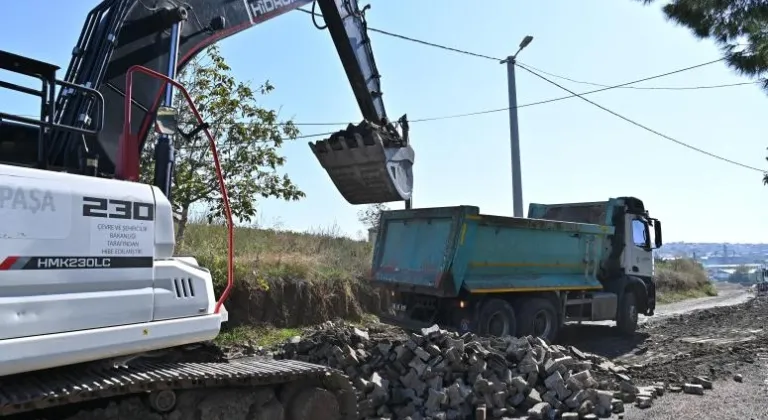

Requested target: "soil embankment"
[{"left": 223, "top": 278, "right": 388, "bottom": 327}]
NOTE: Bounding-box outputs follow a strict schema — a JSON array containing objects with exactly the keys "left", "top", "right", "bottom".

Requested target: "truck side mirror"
[{"left": 653, "top": 219, "right": 662, "bottom": 248}]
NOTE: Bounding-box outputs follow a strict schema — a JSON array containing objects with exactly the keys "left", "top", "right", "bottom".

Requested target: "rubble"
[{"left": 274, "top": 321, "right": 718, "bottom": 419}]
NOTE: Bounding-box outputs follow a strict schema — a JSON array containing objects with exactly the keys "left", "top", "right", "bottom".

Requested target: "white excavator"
[{"left": 0, "top": 0, "right": 414, "bottom": 418}]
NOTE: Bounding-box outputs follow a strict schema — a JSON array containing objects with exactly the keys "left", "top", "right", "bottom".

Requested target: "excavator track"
[{"left": 0, "top": 358, "right": 357, "bottom": 420}]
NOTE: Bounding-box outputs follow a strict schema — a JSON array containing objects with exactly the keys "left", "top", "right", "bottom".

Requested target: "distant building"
[{"left": 706, "top": 264, "right": 764, "bottom": 282}]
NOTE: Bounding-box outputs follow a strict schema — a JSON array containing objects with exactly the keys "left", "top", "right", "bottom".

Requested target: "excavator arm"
[{"left": 44, "top": 0, "right": 413, "bottom": 204}]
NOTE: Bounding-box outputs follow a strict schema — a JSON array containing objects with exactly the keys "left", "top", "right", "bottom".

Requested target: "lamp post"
[{"left": 500, "top": 35, "right": 533, "bottom": 218}]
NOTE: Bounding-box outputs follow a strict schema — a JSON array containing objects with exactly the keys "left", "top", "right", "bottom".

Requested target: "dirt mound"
[{"left": 561, "top": 297, "right": 767, "bottom": 386}]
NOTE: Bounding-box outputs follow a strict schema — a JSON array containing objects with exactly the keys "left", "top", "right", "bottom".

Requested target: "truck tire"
[
  {"left": 616, "top": 290, "right": 639, "bottom": 335},
  {"left": 478, "top": 298, "right": 517, "bottom": 338},
  {"left": 516, "top": 298, "right": 560, "bottom": 343}
]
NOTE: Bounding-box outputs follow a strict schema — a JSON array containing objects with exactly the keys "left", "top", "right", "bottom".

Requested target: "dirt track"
[
  {"left": 650, "top": 282, "right": 751, "bottom": 320},
  {"left": 561, "top": 283, "right": 756, "bottom": 382},
  {"left": 560, "top": 283, "right": 766, "bottom": 419}
]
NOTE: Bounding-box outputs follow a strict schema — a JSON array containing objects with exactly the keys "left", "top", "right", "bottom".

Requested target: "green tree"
[
  {"left": 727, "top": 265, "right": 751, "bottom": 284},
  {"left": 357, "top": 203, "right": 390, "bottom": 231},
  {"left": 636, "top": 0, "right": 768, "bottom": 85},
  {"left": 140, "top": 45, "right": 304, "bottom": 244},
  {"left": 634, "top": 1, "right": 768, "bottom": 183},
  {"left": 765, "top": 148, "right": 768, "bottom": 185}
]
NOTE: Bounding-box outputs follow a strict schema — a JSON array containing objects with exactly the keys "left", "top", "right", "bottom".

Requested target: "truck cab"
[
  {"left": 528, "top": 197, "right": 663, "bottom": 315},
  {"left": 371, "top": 197, "right": 663, "bottom": 343}
]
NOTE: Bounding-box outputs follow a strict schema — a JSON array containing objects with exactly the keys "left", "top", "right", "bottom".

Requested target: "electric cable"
[
  {"left": 12, "top": 12, "right": 763, "bottom": 147},
  {"left": 297, "top": 7, "right": 760, "bottom": 92},
  {"left": 14, "top": 55, "right": 759, "bottom": 143},
  {"left": 285, "top": 58, "right": 757, "bottom": 126},
  {"left": 408, "top": 59, "right": 737, "bottom": 123},
  {"left": 514, "top": 62, "right": 765, "bottom": 173},
  {"left": 14, "top": 56, "right": 759, "bottom": 144},
  {"left": 521, "top": 62, "right": 761, "bottom": 90}
]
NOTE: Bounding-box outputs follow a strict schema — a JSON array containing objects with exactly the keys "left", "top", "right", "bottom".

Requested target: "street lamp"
[{"left": 500, "top": 35, "right": 533, "bottom": 218}]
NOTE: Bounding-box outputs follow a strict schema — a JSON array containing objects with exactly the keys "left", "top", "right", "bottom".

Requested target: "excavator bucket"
[{"left": 310, "top": 121, "right": 414, "bottom": 205}]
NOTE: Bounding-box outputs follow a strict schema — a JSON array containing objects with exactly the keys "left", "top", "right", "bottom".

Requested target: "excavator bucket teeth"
[{"left": 310, "top": 121, "right": 414, "bottom": 205}]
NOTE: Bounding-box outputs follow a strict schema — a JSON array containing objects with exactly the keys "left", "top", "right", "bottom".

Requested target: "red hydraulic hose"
[{"left": 121, "top": 65, "right": 234, "bottom": 314}]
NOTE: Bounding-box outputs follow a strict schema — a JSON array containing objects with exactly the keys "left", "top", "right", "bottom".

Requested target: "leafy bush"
[{"left": 655, "top": 258, "right": 717, "bottom": 302}]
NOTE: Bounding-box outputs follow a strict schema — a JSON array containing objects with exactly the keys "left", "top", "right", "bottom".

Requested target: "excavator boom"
[{"left": 9, "top": 0, "right": 413, "bottom": 204}]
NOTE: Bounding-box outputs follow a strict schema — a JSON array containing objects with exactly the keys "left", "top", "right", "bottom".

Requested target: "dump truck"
[{"left": 371, "top": 197, "right": 663, "bottom": 342}]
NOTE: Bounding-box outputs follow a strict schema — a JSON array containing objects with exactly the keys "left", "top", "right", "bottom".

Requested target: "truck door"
[{"left": 623, "top": 216, "right": 654, "bottom": 278}]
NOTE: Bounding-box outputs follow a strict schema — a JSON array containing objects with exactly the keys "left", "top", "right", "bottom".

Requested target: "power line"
[
  {"left": 13, "top": 55, "right": 755, "bottom": 140},
  {"left": 521, "top": 62, "right": 761, "bottom": 91},
  {"left": 297, "top": 7, "right": 756, "bottom": 92},
  {"left": 395, "top": 58, "right": 746, "bottom": 123},
  {"left": 294, "top": 130, "right": 336, "bottom": 139},
  {"left": 514, "top": 62, "right": 765, "bottom": 173},
  {"left": 254, "top": 57, "right": 760, "bottom": 127},
  {"left": 374, "top": 29, "right": 757, "bottom": 91},
  {"left": 297, "top": 8, "right": 501, "bottom": 61},
  {"left": 12, "top": 14, "right": 760, "bottom": 144},
  {"left": 368, "top": 26, "right": 503, "bottom": 62}
]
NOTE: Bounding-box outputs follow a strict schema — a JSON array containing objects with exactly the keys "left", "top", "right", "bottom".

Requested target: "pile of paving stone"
[{"left": 276, "top": 322, "right": 713, "bottom": 420}]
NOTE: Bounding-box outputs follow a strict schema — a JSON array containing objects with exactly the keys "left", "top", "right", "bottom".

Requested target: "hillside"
[{"left": 181, "top": 223, "right": 379, "bottom": 327}]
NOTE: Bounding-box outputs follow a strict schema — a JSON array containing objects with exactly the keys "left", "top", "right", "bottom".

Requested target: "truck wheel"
[
  {"left": 616, "top": 290, "right": 639, "bottom": 335},
  {"left": 516, "top": 298, "right": 560, "bottom": 343},
  {"left": 478, "top": 298, "right": 517, "bottom": 338}
]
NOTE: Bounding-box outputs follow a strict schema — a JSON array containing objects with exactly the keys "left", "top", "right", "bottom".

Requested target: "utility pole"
[{"left": 500, "top": 35, "right": 533, "bottom": 218}]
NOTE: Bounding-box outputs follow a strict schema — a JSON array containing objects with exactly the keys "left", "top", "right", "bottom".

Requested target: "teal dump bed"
[{"left": 371, "top": 206, "right": 614, "bottom": 296}]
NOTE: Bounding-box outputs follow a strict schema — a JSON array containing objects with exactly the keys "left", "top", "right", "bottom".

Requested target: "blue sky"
[{"left": 3, "top": 1, "right": 767, "bottom": 243}]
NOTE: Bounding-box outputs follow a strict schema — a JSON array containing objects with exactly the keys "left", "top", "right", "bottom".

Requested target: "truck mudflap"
[{"left": 309, "top": 121, "right": 414, "bottom": 204}]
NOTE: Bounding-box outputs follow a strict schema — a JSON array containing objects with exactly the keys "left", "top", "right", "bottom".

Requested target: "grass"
[
  {"left": 180, "top": 221, "right": 372, "bottom": 292},
  {"left": 179, "top": 220, "right": 379, "bottom": 329},
  {"left": 214, "top": 324, "right": 302, "bottom": 347},
  {"left": 654, "top": 258, "right": 718, "bottom": 304}
]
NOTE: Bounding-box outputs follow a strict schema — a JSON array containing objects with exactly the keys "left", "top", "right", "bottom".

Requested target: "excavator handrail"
[{"left": 119, "top": 64, "right": 234, "bottom": 315}]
